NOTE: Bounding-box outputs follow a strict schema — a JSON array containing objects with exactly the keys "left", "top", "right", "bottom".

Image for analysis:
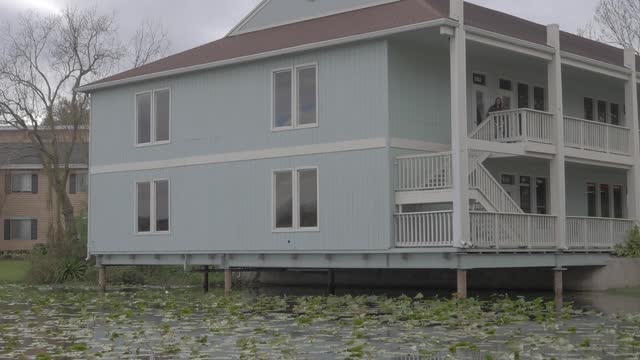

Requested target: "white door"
[{"left": 472, "top": 85, "right": 489, "bottom": 128}]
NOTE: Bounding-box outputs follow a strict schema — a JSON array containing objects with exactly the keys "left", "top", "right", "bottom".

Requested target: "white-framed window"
[
  {"left": 272, "top": 167, "right": 318, "bottom": 231},
  {"left": 586, "top": 182, "right": 625, "bottom": 219},
  {"left": 69, "top": 172, "right": 88, "bottom": 194},
  {"left": 7, "top": 173, "right": 36, "bottom": 193},
  {"left": 136, "top": 88, "right": 171, "bottom": 146},
  {"left": 272, "top": 64, "right": 318, "bottom": 131},
  {"left": 136, "top": 179, "right": 170, "bottom": 234},
  {"left": 4, "top": 218, "right": 37, "bottom": 240}
]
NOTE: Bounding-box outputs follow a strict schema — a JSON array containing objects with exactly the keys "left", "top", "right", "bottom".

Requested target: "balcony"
[
  {"left": 564, "top": 116, "right": 631, "bottom": 155},
  {"left": 470, "top": 109, "right": 554, "bottom": 144},
  {"left": 567, "top": 217, "right": 636, "bottom": 250}
]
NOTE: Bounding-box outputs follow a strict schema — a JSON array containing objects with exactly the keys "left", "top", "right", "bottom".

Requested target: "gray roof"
[{"left": 0, "top": 143, "right": 88, "bottom": 167}]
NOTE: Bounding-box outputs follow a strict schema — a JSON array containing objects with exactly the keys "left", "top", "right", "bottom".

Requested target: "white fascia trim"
[
  {"left": 1, "top": 164, "right": 88, "bottom": 170},
  {"left": 390, "top": 138, "right": 451, "bottom": 152},
  {"left": 90, "top": 137, "right": 386, "bottom": 175},
  {"left": 465, "top": 26, "right": 554, "bottom": 61},
  {"left": 228, "top": 0, "right": 402, "bottom": 37},
  {"left": 77, "top": 18, "right": 454, "bottom": 93},
  {"left": 561, "top": 51, "right": 631, "bottom": 80},
  {"left": 564, "top": 148, "right": 634, "bottom": 168}
]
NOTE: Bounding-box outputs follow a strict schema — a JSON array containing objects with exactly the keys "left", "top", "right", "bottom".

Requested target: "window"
[
  {"left": 272, "top": 65, "right": 318, "bottom": 130},
  {"left": 136, "top": 179, "right": 170, "bottom": 234},
  {"left": 499, "top": 79, "right": 512, "bottom": 91},
  {"left": 597, "top": 100, "right": 607, "bottom": 123},
  {"left": 472, "top": 73, "right": 486, "bottom": 86},
  {"left": 519, "top": 176, "right": 531, "bottom": 213},
  {"left": 273, "top": 168, "right": 318, "bottom": 231},
  {"left": 69, "top": 172, "right": 88, "bottom": 194},
  {"left": 7, "top": 173, "right": 36, "bottom": 193},
  {"left": 600, "top": 184, "right": 610, "bottom": 218},
  {"left": 136, "top": 89, "right": 171, "bottom": 145},
  {"left": 535, "top": 178, "right": 547, "bottom": 215},
  {"left": 587, "top": 183, "right": 597, "bottom": 217},
  {"left": 584, "top": 98, "right": 594, "bottom": 121},
  {"left": 534, "top": 87, "right": 545, "bottom": 111},
  {"left": 501, "top": 174, "right": 515, "bottom": 185},
  {"left": 610, "top": 103, "right": 620, "bottom": 126},
  {"left": 4, "top": 219, "right": 37, "bottom": 241},
  {"left": 517, "top": 83, "right": 529, "bottom": 109},
  {"left": 613, "top": 185, "right": 624, "bottom": 219}
]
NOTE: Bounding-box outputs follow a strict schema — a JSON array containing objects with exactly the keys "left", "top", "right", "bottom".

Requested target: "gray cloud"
[{"left": 0, "top": 0, "right": 600, "bottom": 57}]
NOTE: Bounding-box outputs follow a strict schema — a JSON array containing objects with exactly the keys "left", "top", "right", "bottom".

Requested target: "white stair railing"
[
  {"left": 395, "top": 211, "right": 453, "bottom": 247},
  {"left": 470, "top": 109, "right": 554, "bottom": 144},
  {"left": 566, "top": 217, "right": 636, "bottom": 250},
  {"left": 469, "top": 153, "right": 523, "bottom": 214},
  {"left": 564, "top": 116, "right": 631, "bottom": 155},
  {"left": 396, "top": 152, "right": 452, "bottom": 191},
  {"left": 470, "top": 212, "right": 557, "bottom": 249}
]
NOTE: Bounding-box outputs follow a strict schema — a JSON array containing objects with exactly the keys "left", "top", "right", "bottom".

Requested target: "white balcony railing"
[
  {"left": 470, "top": 109, "right": 554, "bottom": 144},
  {"left": 396, "top": 152, "right": 452, "bottom": 191},
  {"left": 566, "top": 217, "right": 636, "bottom": 249},
  {"left": 564, "top": 116, "right": 631, "bottom": 155},
  {"left": 395, "top": 211, "right": 453, "bottom": 247},
  {"left": 469, "top": 212, "right": 557, "bottom": 249}
]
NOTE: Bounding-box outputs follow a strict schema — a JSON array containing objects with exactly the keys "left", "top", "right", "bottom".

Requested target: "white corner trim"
[
  {"left": 90, "top": 138, "right": 386, "bottom": 175},
  {"left": 390, "top": 138, "right": 451, "bottom": 152},
  {"left": 77, "top": 18, "right": 453, "bottom": 93},
  {"left": 228, "top": 0, "right": 401, "bottom": 37}
]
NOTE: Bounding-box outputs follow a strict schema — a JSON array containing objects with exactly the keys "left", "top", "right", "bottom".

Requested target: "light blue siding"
[
  {"left": 562, "top": 66, "right": 626, "bottom": 124},
  {"left": 234, "top": 0, "right": 394, "bottom": 34},
  {"left": 90, "top": 41, "right": 389, "bottom": 167},
  {"left": 90, "top": 149, "right": 391, "bottom": 253},
  {"left": 388, "top": 38, "right": 451, "bottom": 144}
]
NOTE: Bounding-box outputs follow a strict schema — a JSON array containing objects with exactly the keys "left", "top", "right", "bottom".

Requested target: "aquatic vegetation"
[{"left": 0, "top": 285, "right": 638, "bottom": 359}]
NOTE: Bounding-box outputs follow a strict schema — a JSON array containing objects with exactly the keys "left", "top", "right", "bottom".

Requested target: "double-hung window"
[
  {"left": 272, "top": 64, "right": 317, "bottom": 130},
  {"left": 136, "top": 179, "right": 170, "bottom": 234},
  {"left": 4, "top": 218, "right": 37, "bottom": 240},
  {"left": 273, "top": 168, "right": 318, "bottom": 231},
  {"left": 136, "top": 88, "right": 171, "bottom": 145},
  {"left": 69, "top": 172, "right": 88, "bottom": 194},
  {"left": 7, "top": 173, "right": 37, "bottom": 193}
]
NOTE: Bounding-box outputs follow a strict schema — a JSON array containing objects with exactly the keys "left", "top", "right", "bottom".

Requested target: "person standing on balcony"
[{"left": 486, "top": 97, "right": 504, "bottom": 119}]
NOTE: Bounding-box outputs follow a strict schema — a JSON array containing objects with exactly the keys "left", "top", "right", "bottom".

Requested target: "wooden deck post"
[
  {"left": 224, "top": 269, "right": 232, "bottom": 296},
  {"left": 456, "top": 269, "right": 468, "bottom": 299},
  {"left": 327, "top": 269, "right": 336, "bottom": 295},
  {"left": 553, "top": 268, "right": 565, "bottom": 311},
  {"left": 203, "top": 266, "right": 209, "bottom": 293},
  {"left": 98, "top": 266, "right": 106, "bottom": 293}
]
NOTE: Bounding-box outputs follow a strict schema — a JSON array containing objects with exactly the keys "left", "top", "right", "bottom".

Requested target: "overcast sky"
[{"left": 0, "top": 0, "right": 600, "bottom": 55}]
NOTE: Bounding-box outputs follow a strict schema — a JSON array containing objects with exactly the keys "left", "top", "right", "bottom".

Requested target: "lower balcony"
[{"left": 394, "top": 211, "right": 637, "bottom": 251}]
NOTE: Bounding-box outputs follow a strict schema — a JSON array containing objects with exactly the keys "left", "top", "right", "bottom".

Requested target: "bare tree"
[
  {"left": 130, "top": 19, "right": 171, "bottom": 68},
  {"left": 0, "top": 6, "right": 170, "bottom": 252},
  {"left": 580, "top": 0, "right": 640, "bottom": 53}
]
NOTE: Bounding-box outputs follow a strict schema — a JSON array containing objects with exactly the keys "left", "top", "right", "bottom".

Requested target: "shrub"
[{"left": 614, "top": 226, "right": 640, "bottom": 258}]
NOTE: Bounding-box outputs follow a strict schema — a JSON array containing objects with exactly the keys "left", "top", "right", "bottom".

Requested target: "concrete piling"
[
  {"left": 203, "top": 266, "right": 209, "bottom": 293},
  {"left": 224, "top": 269, "right": 232, "bottom": 296},
  {"left": 98, "top": 266, "right": 106, "bottom": 293},
  {"left": 554, "top": 268, "right": 565, "bottom": 311},
  {"left": 327, "top": 269, "right": 336, "bottom": 295},
  {"left": 457, "top": 269, "right": 468, "bottom": 299}
]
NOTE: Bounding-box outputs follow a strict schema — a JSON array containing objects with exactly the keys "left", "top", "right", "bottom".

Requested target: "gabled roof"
[{"left": 80, "top": 0, "right": 632, "bottom": 92}]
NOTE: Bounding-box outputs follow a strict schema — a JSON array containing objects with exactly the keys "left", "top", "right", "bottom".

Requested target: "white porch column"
[
  {"left": 450, "top": 0, "right": 470, "bottom": 248},
  {"left": 624, "top": 49, "right": 640, "bottom": 221},
  {"left": 547, "top": 24, "right": 567, "bottom": 249}
]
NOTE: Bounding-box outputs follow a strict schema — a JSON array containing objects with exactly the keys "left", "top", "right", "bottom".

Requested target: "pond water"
[{"left": 1, "top": 285, "right": 640, "bottom": 359}]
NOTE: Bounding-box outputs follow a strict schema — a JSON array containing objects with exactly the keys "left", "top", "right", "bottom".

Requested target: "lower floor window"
[
  {"left": 136, "top": 179, "right": 170, "bottom": 234},
  {"left": 273, "top": 168, "right": 318, "bottom": 231},
  {"left": 587, "top": 182, "right": 624, "bottom": 218},
  {"left": 4, "top": 219, "right": 37, "bottom": 240}
]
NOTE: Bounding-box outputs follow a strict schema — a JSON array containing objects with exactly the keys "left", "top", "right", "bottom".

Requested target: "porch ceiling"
[{"left": 467, "top": 40, "right": 548, "bottom": 71}]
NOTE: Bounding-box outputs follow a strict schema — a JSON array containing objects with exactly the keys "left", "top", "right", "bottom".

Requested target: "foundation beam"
[
  {"left": 553, "top": 267, "right": 566, "bottom": 311},
  {"left": 224, "top": 269, "right": 232, "bottom": 296},
  {"left": 98, "top": 266, "right": 106, "bottom": 292},
  {"left": 203, "top": 265, "right": 210, "bottom": 293},
  {"left": 327, "top": 269, "right": 336, "bottom": 295},
  {"left": 456, "top": 269, "right": 468, "bottom": 299}
]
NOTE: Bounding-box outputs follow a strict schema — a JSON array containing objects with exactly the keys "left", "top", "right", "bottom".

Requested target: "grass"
[{"left": 0, "top": 260, "right": 30, "bottom": 283}]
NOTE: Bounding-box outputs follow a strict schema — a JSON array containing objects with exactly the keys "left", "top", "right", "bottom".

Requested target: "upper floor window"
[
  {"left": 136, "top": 179, "right": 170, "bottom": 234},
  {"left": 272, "top": 64, "right": 317, "bottom": 131},
  {"left": 6, "top": 173, "right": 37, "bottom": 194},
  {"left": 273, "top": 167, "right": 318, "bottom": 231},
  {"left": 4, "top": 218, "right": 37, "bottom": 240},
  {"left": 136, "top": 89, "right": 170, "bottom": 145},
  {"left": 69, "top": 172, "right": 88, "bottom": 194}
]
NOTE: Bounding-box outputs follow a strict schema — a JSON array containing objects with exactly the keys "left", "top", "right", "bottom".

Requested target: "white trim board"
[
  {"left": 1, "top": 164, "right": 88, "bottom": 170},
  {"left": 390, "top": 138, "right": 451, "bottom": 152},
  {"left": 90, "top": 138, "right": 386, "bottom": 175}
]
